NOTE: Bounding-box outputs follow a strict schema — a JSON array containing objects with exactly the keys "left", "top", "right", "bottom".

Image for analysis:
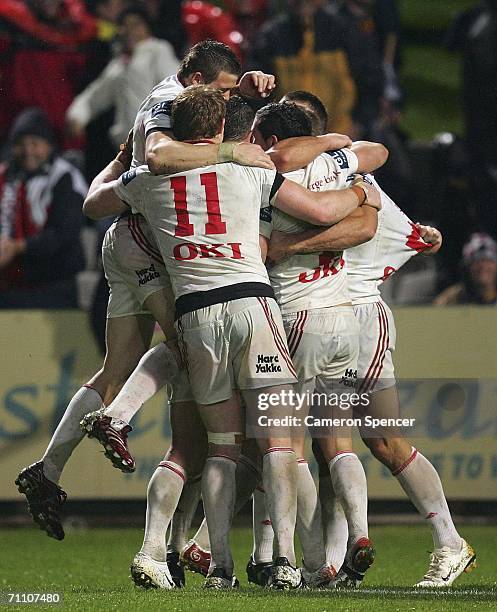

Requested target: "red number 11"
[{"left": 171, "top": 171, "right": 226, "bottom": 237}]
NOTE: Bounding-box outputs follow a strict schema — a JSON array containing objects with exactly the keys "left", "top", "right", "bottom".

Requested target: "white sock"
[
  {"left": 140, "top": 461, "right": 185, "bottom": 561},
  {"left": 167, "top": 476, "right": 201, "bottom": 552},
  {"left": 319, "top": 475, "right": 348, "bottom": 570},
  {"left": 394, "top": 448, "right": 461, "bottom": 550},
  {"left": 201, "top": 456, "right": 237, "bottom": 575},
  {"left": 105, "top": 342, "right": 178, "bottom": 425},
  {"left": 42, "top": 385, "right": 103, "bottom": 483},
  {"left": 328, "top": 452, "right": 369, "bottom": 553},
  {"left": 263, "top": 448, "right": 297, "bottom": 565},
  {"left": 192, "top": 517, "right": 210, "bottom": 551},
  {"left": 192, "top": 453, "right": 261, "bottom": 553},
  {"left": 252, "top": 487, "right": 274, "bottom": 563},
  {"left": 296, "top": 460, "right": 326, "bottom": 571}
]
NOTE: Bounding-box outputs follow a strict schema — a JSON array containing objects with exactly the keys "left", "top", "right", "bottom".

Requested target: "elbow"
[
  {"left": 271, "top": 150, "right": 293, "bottom": 174},
  {"left": 378, "top": 144, "right": 389, "bottom": 166},
  {"left": 82, "top": 198, "right": 99, "bottom": 220},
  {"left": 361, "top": 216, "right": 378, "bottom": 242},
  {"left": 146, "top": 150, "right": 162, "bottom": 175}
]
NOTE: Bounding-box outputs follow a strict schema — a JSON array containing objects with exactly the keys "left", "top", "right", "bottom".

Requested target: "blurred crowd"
[{"left": 0, "top": 0, "right": 496, "bottom": 320}]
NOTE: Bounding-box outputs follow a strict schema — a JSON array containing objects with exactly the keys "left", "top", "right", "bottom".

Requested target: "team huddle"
[{"left": 15, "top": 41, "right": 476, "bottom": 591}]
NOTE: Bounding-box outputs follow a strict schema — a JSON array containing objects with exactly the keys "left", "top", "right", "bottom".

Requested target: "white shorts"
[
  {"left": 102, "top": 214, "right": 171, "bottom": 318},
  {"left": 176, "top": 296, "right": 297, "bottom": 405},
  {"left": 354, "top": 300, "right": 396, "bottom": 393},
  {"left": 282, "top": 306, "right": 359, "bottom": 397}
]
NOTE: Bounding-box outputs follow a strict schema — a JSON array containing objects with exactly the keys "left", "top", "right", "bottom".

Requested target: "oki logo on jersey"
[
  {"left": 173, "top": 242, "right": 243, "bottom": 260},
  {"left": 298, "top": 253, "right": 344, "bottom": 283}
]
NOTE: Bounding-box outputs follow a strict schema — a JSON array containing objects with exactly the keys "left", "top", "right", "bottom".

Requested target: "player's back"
[
  {"left": 269, "top": 149, "right": 358, "bottom": 313},
  {"left": 131, "top": 74, "right": 184, "bottom": 167},
  {"left": 346, "top": 175, "right": 429, "bottom": 304},
  {"left": 115, "top": 161, "right": 277, "bottom": 299}
]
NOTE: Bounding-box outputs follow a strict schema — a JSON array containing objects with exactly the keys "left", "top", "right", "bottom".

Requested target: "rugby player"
[
  {"left": 14, "top": 39, "right": 279, "bottom": 545},
  {"left": 249, "top": 102, "right": 386, "bottom": 587},
  {"left": 267, "top": 91, "right": 476, "bottom": 588},
  {"left": 82, "top": 85, "right": 378, "bottom": 589}
]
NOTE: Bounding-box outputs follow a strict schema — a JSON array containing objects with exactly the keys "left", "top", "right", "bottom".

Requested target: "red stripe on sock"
[
  {"left": 265, "top": 447, "right": 294, "bottom": 455},
  {"left": 391, "top": 448, "right": 418, "bottom": 476},
  {"left": 158, "top": 461, "right": 186, "bottom": 482}
]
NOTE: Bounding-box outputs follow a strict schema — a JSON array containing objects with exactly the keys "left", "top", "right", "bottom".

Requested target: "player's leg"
[
  {"left": 80, "top": 313, "right": 155, "bottom": 471},
  {"left": 132, "top": 396, "right": 207, "bottom": 589},
  {"left": 312, "top": 439, "right": 348, "bottom": 572},
  {"left": 197, "top": 396, "right": 243, "bottom": 587},
  {"left": 236, "top": 297, "right": 300, "bottom": 588},
  {"left": 361, "top": 387, "right": 475, "bottom": 586},
  {"left": 181, "top": 437, "right": 263, "bottom": 578},
  {"left": 313, "top": 306, "right": 373, "bottom": 587},
  {"left": 356, "top": 301, "right": 475, "bottom": 586},
  {"left": 15, "top": 312, "right": 154, "bottom": 539},
  {"left": 247, "top": 485, "right": 274, "bottom": 587}
]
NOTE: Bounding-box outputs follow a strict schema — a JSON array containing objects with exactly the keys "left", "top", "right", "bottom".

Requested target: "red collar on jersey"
[{"left": 183, "top": 139, "right": 216, "bottom": 144}]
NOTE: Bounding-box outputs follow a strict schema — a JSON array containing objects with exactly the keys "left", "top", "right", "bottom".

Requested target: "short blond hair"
[{"left": 171, "top": 85, "right": 226, "bottom": 142}]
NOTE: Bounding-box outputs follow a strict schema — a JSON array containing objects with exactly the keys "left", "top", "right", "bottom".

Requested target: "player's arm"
[
  {"left": 273, "top": 177, "right": 380, "bottom": 226},
  {"left": 259, "top": 234, "right": 269, "bottom": 263},
  {"left": 267, "top": 206, "right": 378, "bottom": 265},
  {"left": 416, "top": 223, "right": 443, "bottom": 255},
  {"left": 351, "top": 141, "right": 389, "bottom": 173},
  {"left": 268, "top": 133, "right": 353, "bottom": 173},
  {"left": 146, "top": 130, "right": 275, "bottom": 175},
  {"left": 83, "top": 135, "right": 132, "bottom": 219}
]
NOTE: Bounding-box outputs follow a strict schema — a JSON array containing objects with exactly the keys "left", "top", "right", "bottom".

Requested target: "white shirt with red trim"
[
  {"left": 346, "top": 175, "right": 430, "bottom": 305},
  {"left": 113, "top": 162, "right": 279, "bottom": 298},
  {"left": 131, "top": 74, "right": 184, "bottom": 167},
  {"left": 268, "top": 149, "right": 359, "bottom": 314}
]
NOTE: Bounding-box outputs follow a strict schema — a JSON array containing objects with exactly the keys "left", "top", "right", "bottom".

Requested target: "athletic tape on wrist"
[
  {"left": 217, "top": 142, "right": 236, "bottom": 163},
  {"left": 207, "top": 431, "right": 244, "bottom": 445}
]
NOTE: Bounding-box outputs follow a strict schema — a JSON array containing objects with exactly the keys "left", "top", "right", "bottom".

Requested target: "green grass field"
[{"left": 2, "top": 525, "right": 496, "bottom": 611}]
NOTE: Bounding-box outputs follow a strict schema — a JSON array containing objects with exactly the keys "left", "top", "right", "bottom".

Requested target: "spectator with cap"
[
  {"left": 0, "top": 108, "right": 87, "bottom": 308},
  {"left": 434, "top": 233, "right": 497, "bottom": 305}
]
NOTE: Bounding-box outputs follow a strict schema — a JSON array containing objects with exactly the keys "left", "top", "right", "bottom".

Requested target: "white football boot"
[
  {"left": 300, "top": 562, "right": 337, "bottom": 588},
  {"left": 270, "top": 557, "right": 302, "bottom": 590},
  {"left": 415, "top": 539, "right": 476, "bottom": 587},
  {"left": 131, "top": 552, "right": 175, "bottom": 589}
]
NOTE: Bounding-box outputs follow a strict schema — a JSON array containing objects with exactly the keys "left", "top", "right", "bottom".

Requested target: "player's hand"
[
  {"left": 416, "top": 223, "right": 442, "bottom": 254},
  {"left": 116, "top": 129, "right": 133, "bottom": 170},
  {"left": 238, "top": 71, "right": 276, "bottom": 99},
  {"left": 323, "top": 133, "right": 353, "bottom": 150},
  {"left": 354, "top": 179, "right": 381, "bottom": 211},
  {"left": 233, "top": 142, "right": 276, "bottom": 170},
  {"left": 267, "top": 230, "right": 294, "bottom": 266}
]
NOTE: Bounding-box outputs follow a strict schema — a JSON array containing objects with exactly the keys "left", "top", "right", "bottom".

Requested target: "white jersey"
[
  {"left": 131, "top": 74, "right": 184, "bottom": 167},
  {"left": 268, "top": 149, "right": 359, "bottom": 314},
  {"left": 114, "top": 161, "right": 280, "bottom": 301},
  {"left": 346, "top": 175, "right": 430, "bottom": 304}
]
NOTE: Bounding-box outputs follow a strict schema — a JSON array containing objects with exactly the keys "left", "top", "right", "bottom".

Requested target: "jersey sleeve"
[
  {"left": 322, "top": 148, "right": 359, "bottom": 187},
  {"left": 112, "top": 168, "right": 145, "bottom": 213},
  {"left": 258, "top": 170, "right": 283, "bottom": 239},
  {"left": 143, "top": 99, "right": 174, "bottom": 139}
]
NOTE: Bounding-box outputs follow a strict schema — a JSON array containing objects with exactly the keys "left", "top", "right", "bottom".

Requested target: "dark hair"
[
  {"left": 223, "top": 95, "right": 255, "bottom": 142},
  {"left": 178, "top": 40, "right": 242, "bottom": 84},
  {"left": 282, "top": 90, "right": 328, "bottom": 135},
  {"left": 117, "top": 4, "right": 152, "bottom": 28},
  {"left": 255, "top": 102, "right": 312, "bottom": 142},
  {"left": 171, "top": 85, "right": 226, "bottom": 142}
]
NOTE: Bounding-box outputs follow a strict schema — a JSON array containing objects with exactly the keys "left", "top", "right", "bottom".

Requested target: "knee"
[
  {"left": 363, "top": 436, "right": 398, "bottom": 470},
  {"left": 207, "top": 431, "right": 243, "bottom": 462}
]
